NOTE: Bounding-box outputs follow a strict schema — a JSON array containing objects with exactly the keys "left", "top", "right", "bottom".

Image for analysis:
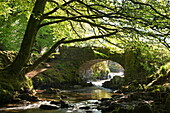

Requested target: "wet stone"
[
  {"left": 39, "top": 104, "right": 60, "bottom": 110},
  {"left": 17, "top": 94, "right": 39, "bottom": 102},
  {"left": 79, "top": 106, "right": 91, "bottom": 109},
  {"left": 60, "top": 100, "right": 69, "bottom": 108},
  {"left": 50, "top": 101, "right": 60, "bottom": 105},
  {"left": 42, "top": 88, "right": 60, "bottom": 94}
]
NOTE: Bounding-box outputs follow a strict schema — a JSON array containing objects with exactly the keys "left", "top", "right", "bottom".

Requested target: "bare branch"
[{"left": 40, "top": 15, "right": 116, "bottom": 31}]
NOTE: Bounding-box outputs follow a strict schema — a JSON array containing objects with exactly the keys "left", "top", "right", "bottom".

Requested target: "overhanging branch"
[
  {"left": 62, "top": 30, "right": 118, "bottom": 44},
  {"left": 27, "top": 38, "right": 66, "bottom": 71}
]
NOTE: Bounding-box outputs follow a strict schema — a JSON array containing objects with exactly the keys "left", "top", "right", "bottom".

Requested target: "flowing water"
[
  {"left": 0, "top": 72, "right": 123, "bottom": 113},
  {"left": 0, "top": 87, "right": 113, "bottom": 113}
]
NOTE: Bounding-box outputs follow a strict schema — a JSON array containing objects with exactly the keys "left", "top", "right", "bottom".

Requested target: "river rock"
[
  {"left": 60, "top": 100, "right": 69, "bottom": 108},
  {"left": 42, "top": 88, "right": 60, "bottom": 94},
  {"left": 50, "top": 100, "right": 70, "bottom": 108},
  {"left": 50, "top": 101, "right": 60, "bottom": 105},
  {"left": 17, "top": 93, "right": 39, "bottom": 102},
  {"left": 79, "top": 106, "right": 91, "bottom": 109},
  {"left": 102, "top": 76, "right": 124, "bottom": 89},
  {"left": 39, "top": 104, "right": 60, "bottom": 110}
]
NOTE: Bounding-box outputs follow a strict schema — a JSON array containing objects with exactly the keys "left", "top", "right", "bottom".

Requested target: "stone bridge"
[
  {"left": 50, "top": 46, "right": 145, "bottom": 83},
  {"left": 0, "top": 47, "right": 149, "bottom": 89}
]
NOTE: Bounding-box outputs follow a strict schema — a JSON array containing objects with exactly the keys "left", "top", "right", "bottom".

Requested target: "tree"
[
  {"left": 0, "top": 0, "right": 169, "bottom": 92},
  {"left": 0, "top": 0, "right": 117, "bottom": 91}
]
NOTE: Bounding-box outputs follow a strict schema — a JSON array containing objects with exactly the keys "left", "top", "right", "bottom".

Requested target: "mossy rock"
[{"left": 103, "top": 76, "right": 124, "bottom": 89}]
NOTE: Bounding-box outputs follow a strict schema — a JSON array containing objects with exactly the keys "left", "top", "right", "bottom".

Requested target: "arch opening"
[{"left": 78, "top": 59, "right": 124, "bottom": 86}]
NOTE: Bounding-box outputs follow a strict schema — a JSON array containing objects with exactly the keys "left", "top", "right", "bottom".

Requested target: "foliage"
[
  {"left": 90, "top": 61, "right": 110, "bottom": 80},
  {"left": 124, "top": 41, "right": 170, "bottom": 76},
  {"left": 0, "top": 0, "right": 34, "bottom": 50},
  {"left": 108, "top": 61, "right": 124, "bottom": 72},
  {"left": 147, "top": 62, "right": 170, "bottom": 87},
  {"left": 1, "top": 0, "right": 169, "bottom": 57}
]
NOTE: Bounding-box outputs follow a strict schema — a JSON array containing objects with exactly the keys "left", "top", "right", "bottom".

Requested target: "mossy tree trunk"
[{"left": 0, "top": 0, "right": 47, "bottom": 91}]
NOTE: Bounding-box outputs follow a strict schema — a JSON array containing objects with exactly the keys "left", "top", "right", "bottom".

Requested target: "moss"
[
  {"left": 147, "top": 62, "right": 170, "bottom": 88},
  {"left": 124, "top": 49, "right": 144, "bottom": 82},
  {"left": 32, "top": 68, "right": 70, "bottom": 89}
]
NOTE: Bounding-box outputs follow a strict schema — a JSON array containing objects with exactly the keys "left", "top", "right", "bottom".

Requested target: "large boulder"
[{"left": 103, "top": 76, "right": 124, "bottom": 89}]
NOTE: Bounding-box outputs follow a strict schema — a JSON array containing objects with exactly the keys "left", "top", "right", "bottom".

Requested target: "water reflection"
[{"left": 61, "top": 86, "right": 112, "bottom": 102}]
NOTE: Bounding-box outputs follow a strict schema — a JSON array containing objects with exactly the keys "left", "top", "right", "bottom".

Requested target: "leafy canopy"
[{"left": 0, "top": 0, "right": 169, "bottom": 52}]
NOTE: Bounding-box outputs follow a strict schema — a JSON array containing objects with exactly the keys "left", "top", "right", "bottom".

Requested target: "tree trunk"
[
  {"left": 3, "top": 0, "right": 47, "bottom": 76},
  {"left": 0, "top": 0, "right": 47, "bottom": 91}
]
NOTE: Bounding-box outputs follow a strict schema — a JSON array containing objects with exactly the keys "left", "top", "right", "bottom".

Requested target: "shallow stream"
[
  {"left": 0, "top": 86, "right": 114, "bottom": 113},
  {"left": 0, "top": 72, "right": 123, "bottom": 113}
]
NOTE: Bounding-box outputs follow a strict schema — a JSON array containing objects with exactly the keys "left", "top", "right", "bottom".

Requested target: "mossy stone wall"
[{"left": 124, "top": 49, "right": 146, "bottom": 83}]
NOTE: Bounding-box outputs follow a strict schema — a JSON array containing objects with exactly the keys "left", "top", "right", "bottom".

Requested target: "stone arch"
[{"left": 78, "top": 59, "right": 124, "bottom": 80}]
